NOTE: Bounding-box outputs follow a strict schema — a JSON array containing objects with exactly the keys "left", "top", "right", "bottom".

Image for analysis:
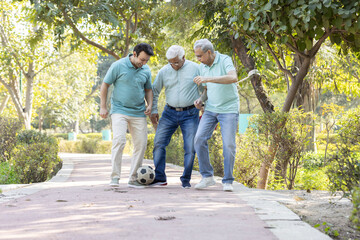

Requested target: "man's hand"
[
  {"left": 100, "top": 107, "right": 109, "bottom": 119},
  {"left": 194, "top": 98, "right": 203, "bottom": 109},
  {"left": 144, "top": 105, "right": 152, "bottom": 116},
  {"left": 150, "top": 113, "right": 159, "bottom": 131},
  {"left": 193, "top": 76, "right": 207, "bottom": 85}
]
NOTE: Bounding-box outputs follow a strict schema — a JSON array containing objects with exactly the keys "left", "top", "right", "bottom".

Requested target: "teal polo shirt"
[
  {"left": 103, "top": 54, "right": 152, "bottom": 117},
  {"left": 200, "top": 51, "right": 239, "bottom": 113}
]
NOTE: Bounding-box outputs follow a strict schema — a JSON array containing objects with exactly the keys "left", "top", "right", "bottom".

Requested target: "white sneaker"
[
  {"left": 194, "top": 176, "right": 216, "bottom": 189},
  {"left": 223, "top": 183, "right": 233, "bottom": 192}
]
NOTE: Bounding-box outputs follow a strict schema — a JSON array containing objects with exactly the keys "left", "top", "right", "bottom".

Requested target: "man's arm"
[
  {"left": 193, "top": 70, "right": 237, "bottom": 85},
  {"left": 144, "top": 88, "right": 153, "bottom": 116},
  {"left": 100, "top": 82, "right": 110, "bottom": 119}
]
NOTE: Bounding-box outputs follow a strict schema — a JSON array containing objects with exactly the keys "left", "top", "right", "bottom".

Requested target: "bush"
[
  {"left": 0, "top": 117, "right": 22, "bottom": 162},
  {"left": 294, "top": 168, "right": 329, "bottom": 191},
  {"left": 11, "top": 130, "right": 61, "bottom": 184},
  {"left": 96, "top": 141, "right": 112, "bottom": 154},
  {"left": 79, "top": 138, "right": 98, "bottom": 154},
  {"left": 17, "top": 129, "right": 57, "bottom": 145},
  {"left": 12, "top": 142, "right": 61, "bottom": 184},
  {"left": 327, "top": 106, "right": 360, "bottom": 198},
  {"left": 58, "top": 134, "right": 132, "bottom": 155},
  {"left": 0, "top": 161, "right": 20, "bottom": 184},
  {"left": 327, "top": 150, "right": 360, "bottom": 198},
  {"left": 301, "top": 152, "right": 325, "bottom": 169},
  {"left": 234, "top": 131, "right": 262, "bottom": 188},
  {"left": 144, "top": 134, "right": 155, "bottom": 160},
  {"left": 350, "top": 186, "right": 360, "bottom": 231}
]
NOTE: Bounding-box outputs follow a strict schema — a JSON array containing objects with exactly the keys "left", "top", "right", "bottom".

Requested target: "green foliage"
[
  {"left": 144, "top": 134, "right": 155, "bottom": 160},
  {"left": 11, "top": 131, "right": 61, "bottom": 184},
  {"left": 327, "top": 150, "right": 360, "bottom": 199},
  {"left": 350, "top": 186, "right": 360, "bottom": 231},
  {"left": 314, "top": 222, "right": 340, "bottom": 238},
  {"left": 17, "top": 130, "right": 57, "bottom": 145},
  {"left": 301, "top": 151, "right": 325, "bottom": 169},
  {"left": 79, "top": 138, "right": 98, "bottom": 154},
  {"left": 165, "top": 129, "right": 185, "bottom": 167},
  {"left": 0, "top": 161, "right": 20, "bottom": 184},
  {"left": 228, "top": 0, "right": 360, "bottom": 52},
  {"left": 327, "top": 106, "right": 360, "bottom": 198},
  {"left": 242, "top": 109, "right": 313, "bottom": 189},
  {"left": 58, "top": 134, "right": 132, "bottom": 155},
  {"left": 0, "top": 117, "right": 22, "bottom": 162},
  {"left": 294, "top": 168, "right": 329, "bottom": 191},
  {"left": 234, "top": 130, "right": 262, "bottom": 188},
  {"left": 207, "top": 129, "right": 224, "bottom": 177}
]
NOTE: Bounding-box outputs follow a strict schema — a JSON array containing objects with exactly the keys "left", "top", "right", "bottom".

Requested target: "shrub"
[
  {"left": 144, "top": 134, "right": 155, "bottom": 160},
  {"left": 0, "top": 161, "right": 20, "bottom": 184},
  {"left": 17, "top": 129, "right": 57, "bottom": 145},
  {"left": 327, "top": 106, "right": 360, "bottom": 198},
  {"left": 0, "top": 117, "right": 22, "bottom": 162},
  {"left": 350, "top": 186, "right": 360, "bottom": 231},
  {"left": 301, "top": 152, "right": 325, "bottom": 169},
  {"left": 294, "top": 168, "right": 329, "bottom": 191},
  {"left": 79, "top": 138, "right": 98, "bottom": 154},
  {"left": 166, "top": 129, "right": 185, "bottom": 166},
  {"left": 11, "top": 130, "right": 61, "bottom": 184},
  {"left": 96, "top": 141, "right": 112, "bottom": 154},
  {"left": 52, "top": 133, "right": 68, "bottom": 139},
  {"left": 327, "top": 150, "right": 360, "bottom": 198},
  {"left": 234, "top": 131, "right": 262, "bottom": 188},
  {"left": 12, "top": 142, "right": 61, "bottom": 184}
]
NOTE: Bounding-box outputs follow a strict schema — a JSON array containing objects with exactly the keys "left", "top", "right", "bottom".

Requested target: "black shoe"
[
  {"left": 182, "top": 182, "right": 191, "bottom": 189},
  {"left": 149, "top": 179, "right": 167, "bottom": 186}
]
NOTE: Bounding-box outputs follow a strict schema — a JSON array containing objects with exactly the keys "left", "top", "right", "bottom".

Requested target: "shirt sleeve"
[
  {"left": 103, "top": 63, "right": 118, "bottom": 85},
  {"left": 151, "top": 71, "right": 163, "bottom": 114},
  {"left": 223, "top": 55, "right": 236, "bottom": 74},
  {"left": 144, "top": 70, "right": 152, "bottom": 89}
]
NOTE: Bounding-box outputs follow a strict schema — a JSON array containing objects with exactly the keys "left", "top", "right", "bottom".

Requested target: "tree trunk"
[
  {"left": 230, "top": 37, "right": 274, "bottom": 113},
  {"left": 0, "top": 94, "right": 9, "bottom": 113},
  {"left": 258, "top": 56, "right": 312, "bottom": 189}
]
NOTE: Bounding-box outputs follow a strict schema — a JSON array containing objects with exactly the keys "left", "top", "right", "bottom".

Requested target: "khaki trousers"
[{"left": 110, "top": 113, "right": 148, "bottom": 182}]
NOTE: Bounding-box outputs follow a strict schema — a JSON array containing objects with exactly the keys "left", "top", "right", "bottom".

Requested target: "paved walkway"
[{"left": 0, "top": 153, "right": 331, "bottom": 240}]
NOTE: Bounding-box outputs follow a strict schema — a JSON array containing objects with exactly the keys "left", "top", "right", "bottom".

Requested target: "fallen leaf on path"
[{"left": 155, "top": 216, "right": 176, "bottom": 221}]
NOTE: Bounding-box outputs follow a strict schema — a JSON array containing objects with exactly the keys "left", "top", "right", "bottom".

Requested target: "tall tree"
[
  {"left": 31, "top": 0, "right": 167, "bottom": 59},
  {"left": 227, "top": 0, "right": 360, "bottom": 188},
  {"left": 0, "top": 1, "right": 71, "bottom": 129}
]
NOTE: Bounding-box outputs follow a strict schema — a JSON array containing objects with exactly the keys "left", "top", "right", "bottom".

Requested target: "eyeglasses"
[{"left": 169, "top": 62, "right": 181, "bottom": 66}]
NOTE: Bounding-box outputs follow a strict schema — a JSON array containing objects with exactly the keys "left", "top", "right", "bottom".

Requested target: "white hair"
[
  {"left": 166, "top": 45, "right": 185, "bottom": 60},
  {"left": 193, "top": 39, "right": 214, "bottom": 53}
]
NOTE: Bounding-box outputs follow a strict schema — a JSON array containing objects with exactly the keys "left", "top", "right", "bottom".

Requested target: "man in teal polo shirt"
[
  {"left": 192, "top": 39, "right": 239, "bottom": 192},
  {"left": 100, "top": 43, "right": 154, "bottom": 188}
]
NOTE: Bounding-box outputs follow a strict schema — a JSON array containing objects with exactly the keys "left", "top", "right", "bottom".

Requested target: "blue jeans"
[
  {"left": 153, "top": 105, "right": 199, "bottom": 184},
  {"left": 194, "top": 110, "right": 239, "bottom": 184}
]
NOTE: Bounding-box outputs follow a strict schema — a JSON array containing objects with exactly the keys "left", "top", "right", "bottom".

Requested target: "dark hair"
[{"left": 133, "top": 43, "right": 154, "bottom": 56}]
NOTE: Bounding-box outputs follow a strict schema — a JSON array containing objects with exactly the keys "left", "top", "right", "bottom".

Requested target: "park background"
[{"left": 0, "top": 0, "right": 359, "bottom": 238}]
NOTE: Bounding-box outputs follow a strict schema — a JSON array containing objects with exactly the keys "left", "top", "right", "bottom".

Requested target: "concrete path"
[{"left": 0, "top": 153, "right": 331, "bottom": 240}]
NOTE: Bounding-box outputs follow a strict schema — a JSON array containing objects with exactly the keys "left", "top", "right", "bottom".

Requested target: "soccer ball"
[{"left": 136, "top": 165, "right": 155, "bottom": 185}]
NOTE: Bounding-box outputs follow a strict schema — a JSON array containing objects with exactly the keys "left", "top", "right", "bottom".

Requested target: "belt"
[{"left": 167, "top": 104, "right": 195, "bottom": 112}]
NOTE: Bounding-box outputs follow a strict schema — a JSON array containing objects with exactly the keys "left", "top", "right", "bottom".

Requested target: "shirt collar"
[
  {"left": 208, "top": 51, "right": 220, "bottom": 68},
  {"left": 126, "top": 53, "right": 144, "bottom": 69}
]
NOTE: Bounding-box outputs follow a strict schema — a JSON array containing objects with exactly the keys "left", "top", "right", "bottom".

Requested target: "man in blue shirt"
[
  {"left": 100, "top": 43, "right": 154, "bottom": 189},
  {"left": 192, "top": 39, "right": 240, "bottom": 192},
  {"left": 150, "top": 45, "right": 201, "bottom": 189}
]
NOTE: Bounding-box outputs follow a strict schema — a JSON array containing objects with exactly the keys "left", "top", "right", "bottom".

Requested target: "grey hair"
[
  {"left": 166, "top": 45, "right": 185, "bottom": 60},
  {"left": 193, "top": 39, "right": 214, "bottom": 53}
]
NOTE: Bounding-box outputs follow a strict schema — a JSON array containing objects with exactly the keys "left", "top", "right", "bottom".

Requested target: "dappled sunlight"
[{"left": 0, "top": 154, "right": 277, "bottom": 240}]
